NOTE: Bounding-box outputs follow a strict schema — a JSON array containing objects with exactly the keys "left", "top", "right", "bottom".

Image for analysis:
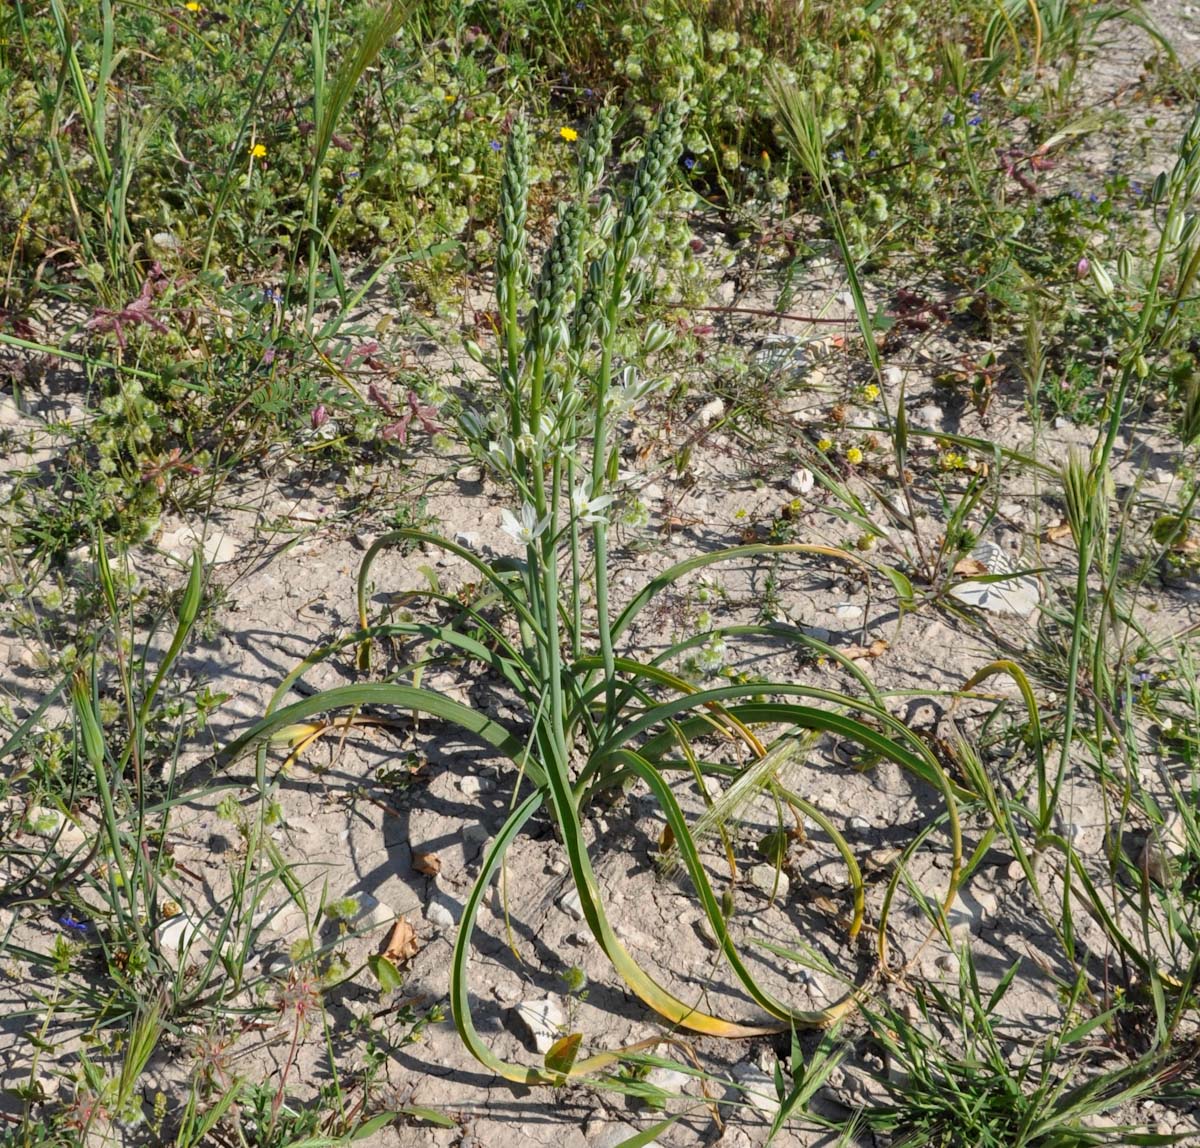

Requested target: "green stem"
[{"left": 589, "top": 271, "right": 627, "bottom": 728}]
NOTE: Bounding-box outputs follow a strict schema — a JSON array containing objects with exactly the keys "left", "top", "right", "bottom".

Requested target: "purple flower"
[
  {"left": 968, "top": 115, "right": 983, "bottom": 127},
  {"left": 58, "top": 914, "right": 88, "bottom": 933},
  {"left": 489, "top": 140, "right": 502, "bottom": 152},
  {"left": 311, "top": 404, "right": 328, "bottom": 429},
  {"left": 683, "top": 156, "right": 696, "bottom": 170}
]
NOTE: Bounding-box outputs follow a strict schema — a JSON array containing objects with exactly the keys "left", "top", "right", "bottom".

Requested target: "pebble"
[
  {"left": 641, "top": 483, "right": 664, "bottom": 502},
  {"left": 882, "top": 365, "right": 904, "bottom": 388},
  {"left": 425, "top": 900, "right": 455, "bottom": 930},
  {"left": 158, "top": 525, "right": 240, "bottom": 565},
  {"left": 459, "top": 775, "right": 495, "bottom": 798},
  {"left": 645, "top": 1066, "right": 690, "bottom": 1096},
  {"left": 916, "top": 404, "right": 943, "bottom": 428},
  {"left": 833, "top": 602, "right": 863, "bottom": 622},
  {"left": 351, "top": 532, "right": 375, "bottom": 551},
  {"left": 786, "top": 468, "right": 814, "bottom": 496},
  {"left": 585, "top": 1122, "right": 656, "bottom": 1148},
  {"left": 510, "top": 998, "right": 564, "bottom": 1053},
  {"left": 456, "top": 465, "right": 484, "bottom": 485},
  {"left": 848, "top": 816, "right": 871, "bottom": 833},
  {"left": 747, "top": 864, "right": 790, "bottom": 900},
  {"left": 731, "top": 1064, "right": 781, "bottom": 1119},
  {"left": 559, "top": 888, "right": 585, "bottom": 921},
  {"left": 155, "top": 914, "right": 209, "bottom": 961},
  {"left": 694, "top": 397, "right": 726, "bottom": 427},
  {"left": 348, "top": 893, "right": 395, "bottom": 931},
  {"left": 801, "top": 625, "right": 831, "bottom": 643}
]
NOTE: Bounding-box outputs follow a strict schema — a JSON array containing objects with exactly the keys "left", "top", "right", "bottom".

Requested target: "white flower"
[
  {"left": 570, "top": 484, "right": 614, "bottom": 524},
  {"left": 500, "top": 503, "right": 550, "bottom": 545},
  {"left": 486, "top": 436, "right": 515, "bottom": 475}
]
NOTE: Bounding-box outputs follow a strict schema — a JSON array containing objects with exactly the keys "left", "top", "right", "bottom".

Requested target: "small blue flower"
[
  {"left": 968, "top": 115, "right": 983, "bottom": 127},
  {"left": 683, "top": 156, "right": 696, "bottom": 171},
  {"left": 942, "top": 112, "right": 954, "bottom": 126},
  {"left": 1089, "top": 193, "right": 1100, "bottom": 203},
  {"left": 969, "top": 90, "right": 982, "bottom": 105},
  {"left": 58, "top": 914, "right": 88, "bottom": 933},
  {"left": 830, "top": 148, "right": 845, "bottom": 161}
]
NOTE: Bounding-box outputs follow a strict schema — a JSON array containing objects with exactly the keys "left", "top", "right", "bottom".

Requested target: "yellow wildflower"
[
  {"left": 250, "top": 143, "right": 267, "bottom": 159},
  {"left": 559, "top": 126, "right": 579, "bottom": 142},
  {"left": 845, "top": 447, "right": 863, "bottom": 465},
  {"left": 816, "top": 438, "right": 833, "bottom": 452},
  {"left": 185, "top": 1, "right": 202, "bottom": 10}
]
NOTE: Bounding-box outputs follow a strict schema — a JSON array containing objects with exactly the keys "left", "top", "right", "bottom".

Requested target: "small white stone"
[
  {"left": 882, "top": 366, "right": 904, "bottom": 388},
  {"left": 786, "top": 468, "right": 814, "bottom": 496},
  {"left": 459, "top": 775, "right": 495, "bottom": 797},
  {"left": 833, "top": 602, "right": 863, "bottom": 622},
  {"left": 694, "top": 397, "right": 726, "bottom": 427},
  {"left": 802, "top": 625, "right": 831, "bottom": 643},
  {"left": 425, "top": 901, "right": 455, "bottom": 929},
  {"left": 349, "top": 893, "right": 395, "bottom": 931},
  {"left": 645, "top": 1066, "right": 690, "bottom": 1095},
  {"left": 732, "top": 1064, "right": 781, "bottom": 1119},
  {"left": 456, "top": 465, "right": 484, "bottom": 485},
  {"left": 848, "top": 816, "right": 871, "bottom": 833},
  {"left": 156, "top": 914, "right": 209, "bottom": 957},
  {"left": 748, "top": 864, "right": 790, "bottom": 900},
  {"left": 559, "top": 888, "right": 585, "bottom": 921},
  {"left": 641, "top": 483, "right": 664, "bottom": 502},
  {"left": 510, "top": 998, "right": 564, "bottom": 1053}
]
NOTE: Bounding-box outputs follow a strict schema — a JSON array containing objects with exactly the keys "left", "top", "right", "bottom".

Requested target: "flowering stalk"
[{"left": 587, "top": 100, "right": 685, "bottom": 725}]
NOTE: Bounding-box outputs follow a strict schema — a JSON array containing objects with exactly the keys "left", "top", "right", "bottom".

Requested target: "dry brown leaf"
[
  {"left": 412, "top": 851, "right": 441, "bottom": 876},
  {"left": 953, "top": 557, "right": 988, "bottom": 576},
  {"left": 1044, "top": 522, "right": 1073, "bottom": 544},
  {"left": 381, "top": 917, "right": 419, "bottom": 964},
  {"left": 843, "top": 639, "right": 889, "bottom": 660}
]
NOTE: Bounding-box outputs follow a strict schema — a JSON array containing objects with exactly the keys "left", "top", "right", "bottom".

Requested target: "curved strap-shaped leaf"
[
  {"left": 356, "top": 528, "right": 546, "bottom": 656},
  {"left": 958, "top": 659, "right": 1047, "bottom": 818},
  {"left": 598, "top": 685, "right": 967, "bottom": 802},
  {"left": 774, "top": 785, "right": 865, "bottom": 940},
  {"left": 263, "top": 623, "right": 536, "bottom": 723},
  {"left": 221, "top": 682, "right": 545, "bottom": 788},
  {"left": 610, "top": 543, "right": 874, "bottom": 647},
  {"left": 450, "top": 793, "right": 776, "bottom": 1085},
  {"left": 610, "top": 747, "right": 864, "bottom": 1028},
  {"left": 584, "top": 623, "right": 887, "bottom": 719}
]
